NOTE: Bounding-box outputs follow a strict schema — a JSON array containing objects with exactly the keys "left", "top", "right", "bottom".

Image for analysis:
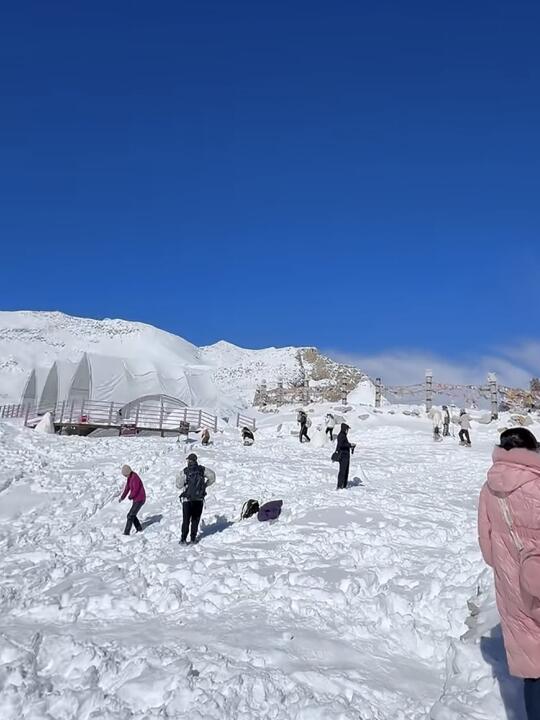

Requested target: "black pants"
[
  {"left": 300, "top": 424, "right": 310, "bottom": 443},
  {"left": 443, "top": 422, "right": 450, "bottom": 437},
  {"left": 337, "top": 455, "right": 350, "bottom": 489},
  {"left": 459, "top": 429, "right": 471, "bottom": 445},
  {"left": 525, "top": 678, "right": 540, "bottom": 720},
  {"left": 124, "top": 501, "right": 144, "bottom": 535},
  {"left": 325, "top": 427, "right": 334, "bottom": 441},
  {"left": 182, "top": 500, "right": 204, "bottom": 542}
]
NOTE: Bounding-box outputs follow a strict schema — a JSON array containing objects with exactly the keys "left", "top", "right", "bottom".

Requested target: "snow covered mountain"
[{"left": 0, "top": 311, "right": 372, "bottom": 410}]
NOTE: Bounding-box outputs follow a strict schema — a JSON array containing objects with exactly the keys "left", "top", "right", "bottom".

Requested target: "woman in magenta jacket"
[
  {"left": 119, "top": 465, "right": 146, "bottom": 535},
  {"left": 478, "top": 428, "right": 540, "bottom": 718}
]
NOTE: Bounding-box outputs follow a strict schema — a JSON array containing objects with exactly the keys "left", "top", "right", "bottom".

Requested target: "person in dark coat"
[
  {"left": 176, "top": 453, "right": 216, "bottom": 544},
  {"left": 335, "top": 424, "right": 355, "bottom": 490},
  {"left": 442, "top": 406, "right": 451, "bottom": 437},
  {"left": 298, "top": 410, "right": 310, "bottom": 443}
]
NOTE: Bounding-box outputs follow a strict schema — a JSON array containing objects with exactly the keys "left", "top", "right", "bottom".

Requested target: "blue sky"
[{"left": 1, "top": 1, "right": 539, "bottom": 382}]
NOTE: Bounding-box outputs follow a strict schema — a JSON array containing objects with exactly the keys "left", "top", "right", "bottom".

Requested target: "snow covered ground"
[{"left": 0, "top": 407, "right": 532, "bottom": 719}]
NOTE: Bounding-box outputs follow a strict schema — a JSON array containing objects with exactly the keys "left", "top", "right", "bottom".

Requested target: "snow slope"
[
  {"left": 0, "top": 312, "right": 371, "bottom": 410},
  {"left": 0, "top": 312, "right": 263, "bottom": 413},
  {"left": 0, "top": 407, "right": 521, "bottom": 719}
]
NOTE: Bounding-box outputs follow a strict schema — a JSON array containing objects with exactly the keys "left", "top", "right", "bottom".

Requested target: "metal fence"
[{"left": 0, "top": 398, "right": 219, "bottom": 433}]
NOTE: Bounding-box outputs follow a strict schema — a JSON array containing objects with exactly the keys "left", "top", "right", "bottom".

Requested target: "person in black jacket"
[
  {"left": 176, "top": 453, "right": 216, "bottom": 544},
  {"left": 336, "top": 423, "right": 355, "bottom": 490}
]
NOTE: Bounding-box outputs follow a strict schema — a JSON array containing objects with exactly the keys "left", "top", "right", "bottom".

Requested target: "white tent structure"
[{"left": 25, "top": 352, "right": 229, "bottom": 414}]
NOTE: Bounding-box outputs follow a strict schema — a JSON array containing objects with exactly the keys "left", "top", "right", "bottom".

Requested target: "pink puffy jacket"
[{"left": 479, "top": 446, "right": 540, "bottom": 678}]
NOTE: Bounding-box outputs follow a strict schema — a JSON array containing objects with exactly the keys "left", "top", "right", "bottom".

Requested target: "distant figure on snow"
[
  {"left": 442, "top": 406, "right": 451, "bottom": 437},
  {"left": 430, "top": 407, "right": 443, "bottom": 441},
  {"left": 242, "top": 426, "right": 255, "bottom": 446},
  {"left": 298, "top": 410, "right": 311, "bottom": 443},
  {"left": 459, "top": 410, "right": 472, "bottom": 446},
  {"left": 336, "top": 423, "right": 355, "bottom": 490},
  {"left": 325, "top": 413, "right": 336, "bottom": 441},
  {"left": 119, "top": 465, "right": 146, "bottom": 536},
  {"left": 478, "top": 428, "right": 540, "bottom": 720},
  {"left": 176, "top": 453, "right": 216, "bottom": 545},
  {"left": 200, "top": 427, "right": 211, "bottom": 446}
]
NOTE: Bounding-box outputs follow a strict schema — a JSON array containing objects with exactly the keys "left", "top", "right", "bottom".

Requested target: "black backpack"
[
  {"left": 241, "top": 499, "right": 260, "bottom": 519},
  {"left": 183, "top": 464, "right": 206, "bottom": 501}
]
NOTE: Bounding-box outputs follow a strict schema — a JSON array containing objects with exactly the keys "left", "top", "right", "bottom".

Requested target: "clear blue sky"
[{"left": 1, "top": 0, "right": 539, "bottom": 358}]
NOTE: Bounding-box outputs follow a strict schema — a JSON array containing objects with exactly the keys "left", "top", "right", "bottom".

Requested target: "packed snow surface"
[{"left": 0, "top": 407, "right": 528, "bottom": 719}]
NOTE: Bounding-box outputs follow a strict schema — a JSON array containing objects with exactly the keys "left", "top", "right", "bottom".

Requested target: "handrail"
[{"left": 0, "top": 398, "right": 219, "bottom": 434}]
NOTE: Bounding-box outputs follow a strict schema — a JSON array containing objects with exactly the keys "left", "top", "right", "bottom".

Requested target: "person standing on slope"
[
  {"left": 176, "top": 453, "right": 216, "bottom": 544},
  {"left": 325, "top": 413, "right": 336, "bottom": 442},
  {"left": 478, "top": 428, "right": 540, "bottom": 720},
  {"left": 336, "top": 423, "right": 355, "bottom": 490},
  {"left": 442, "top": 406, "right": 451, "bottom": 437},
  {"left": 119, "top": 465, "right": 146, "bottom": 535},
  {"left": 458, "top": 410, "right": 472, "bottom": 446},
  {"left": 430, "top": 407, "right": 443, "bottom": 441},
  {"left": 298, "top": 410, "right": 311, "bottom": 443}
]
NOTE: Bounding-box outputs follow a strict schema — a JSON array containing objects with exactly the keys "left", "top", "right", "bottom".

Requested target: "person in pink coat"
[
  {"left": 119, "top": 465, "right": 146, "bottom": 535},
  {"left": 478, "top": 427, "right": 540, "bottom": 719}
]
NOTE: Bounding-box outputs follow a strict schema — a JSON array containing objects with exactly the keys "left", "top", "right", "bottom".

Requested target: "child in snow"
[
  {"left": 478, "top": 428, "right": 540, "bottom": 720},
  {"left": 119, "top": 465, "right": 146, "bottom": 535},
  {"left": 200, "top": 427, "right": 211, "bottom": 446},
  {"left": 335, "top": 423, "right": 355, "bottom": 490},
  {"left": 176, "top": 453, "right": 216, "bottom": 544},
  {"left": 458, "top": 410, "right": 472, "bottom": 446},
  {"left": 325, "top": 413, "right": 336, "bottom": 441},
  {"left": 242, "top": 426, "right": 255, "bottom": 446}
]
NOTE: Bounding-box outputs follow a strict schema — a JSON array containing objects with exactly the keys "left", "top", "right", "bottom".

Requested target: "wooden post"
[
  {"left": 159, "top": 399, "right": 164, "bottom": 437},
  {"left": 260, "top": 379, "right": 267, "bottom": 405},
  {"left": 24, "top": 404, "right": 31, "bottom": 427},
  {"left": 60, "top": 401, "right": 66, "bottom": 424},
  {"left": 1, "top": 406, "right": 4, "bottom": 418},
  {"left": 488, "top": 372, "right": 498, "bottom": 420},
  {"left": 108, "top": 402, "right": 114, "bottom": 425},
  {"left": 341, "top": 385, "right": 347, "bottom": 406},
  {"left": 135, "top": 403, "right": 140, "bottom": 427},
  {"left": 425, "top": 370, "right": 433, "bottom": 412},
  {"left": 375, "top": 378, "right": 382, "bottom": 408},
  {"left": 69, "top": 400, "right": 75, "bottom": 424},
  {"left": 80, "top": 399, "right": 85, "bottom": 423},
  {"left": 198, "top": 409, "right": 202, "bottom": 428}
]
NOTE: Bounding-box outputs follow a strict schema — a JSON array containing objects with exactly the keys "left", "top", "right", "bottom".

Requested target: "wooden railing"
[{"left": 0, "top": 399, "right": 218, "bottom": 433}]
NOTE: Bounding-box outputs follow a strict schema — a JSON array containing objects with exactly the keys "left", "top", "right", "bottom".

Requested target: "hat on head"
[
  {"left": 187, "top": 453, "right": 198, "bottom": 462},
  {"left": 121, "top": 464, "right": 132, "bottom": 477}
]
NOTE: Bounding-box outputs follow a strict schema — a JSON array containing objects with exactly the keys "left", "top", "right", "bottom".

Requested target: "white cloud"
[{"left": 328, "top": 344, "right": 539, "bottom": 389}]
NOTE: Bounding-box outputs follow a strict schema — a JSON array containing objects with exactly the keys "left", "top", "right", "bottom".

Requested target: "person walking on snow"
[
  {"left": 298, "top": 410, "right": 311, "bottom": 443},
  {"left": 458, "top": 410, "right": 472, "bottom": 446},
  {"left": 478, "top": 428, "right": 540, "bottom": 720},
  {"left": 325, "top": 413, "right": 336, "bottom": 441},
  {"left": 336, "top": 423, "right": 355, "bottom": 490},
  {"left": 176, "top": 453, "right": 216, "bottom": 544},
  {"left": 442, "top": 406, "right": 451, "bottom": 437},
  {"left": 430, "top": 407, "right": 443, "bottom": 440},
  {"left": 119, "top": 465, "right": 146, "bottom": 535},
  {"left": 200, "top": 427, "right": 210, "bottom": 446}
]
